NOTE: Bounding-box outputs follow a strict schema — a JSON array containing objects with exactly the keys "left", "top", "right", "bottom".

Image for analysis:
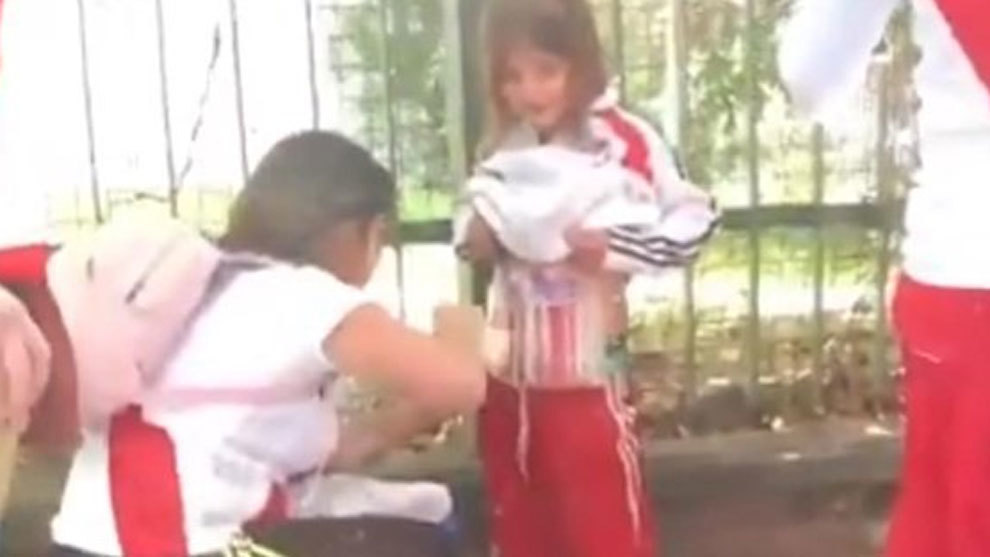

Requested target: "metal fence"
[{"left": 42, "top": 0, "right": 911, "bottom": 420}]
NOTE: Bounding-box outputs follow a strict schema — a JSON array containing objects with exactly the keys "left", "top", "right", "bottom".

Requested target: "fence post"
[
  {"left": 227, "top": 0, "right": 249, "bottom": 186},
  {"left": 76, "top": 0, "right": 103, "bottom": 224},
  {"left": 811, "top": 124, "right": 826, "bottom": 413},
  {"left": 610, "top": 0, "right": 626, "bottom": 102},
  {"left": 744, "top": 0, "right": 762, "bottom": 399},
  {"left": 153, "top": 0, "right": 179, "bottom": 217},
  {"left": 375, "top": 0, "right": 407, "bottom": 321},
  {"left": 872, "top": 50, "right": 895, "bottom": 410},
  {"left": 668, "top": 0, "right": 697, "bottom": 402},
  {"left": 304, "top": 0, "right": 321, "bottom": 130},
  {"left": 443, "top": 0, "right": 473, "bottom": 306}
]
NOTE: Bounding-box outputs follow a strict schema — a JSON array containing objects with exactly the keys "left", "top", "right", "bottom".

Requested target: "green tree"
[{"left": 336, "top": 0, "right": 452, "bottom": 220}]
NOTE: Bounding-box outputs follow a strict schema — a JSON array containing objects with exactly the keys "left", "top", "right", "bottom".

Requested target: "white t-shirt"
[
  {"left": 779, "top": 0, "right": 990, "bottom": 288},
  {"left": 51, "top": 264, "right": 369, "bottom": 555}
]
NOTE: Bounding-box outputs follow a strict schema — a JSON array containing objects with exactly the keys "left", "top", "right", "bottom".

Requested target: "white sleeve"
[
  {"left": 777, "top": 0, "right": 900, "bottom": 119},
  {"left": 287, "top": 267, "right": 374, "bottom": 371},
  {"left": 600, "top": 114, "right": 720, "bottom": 275}
]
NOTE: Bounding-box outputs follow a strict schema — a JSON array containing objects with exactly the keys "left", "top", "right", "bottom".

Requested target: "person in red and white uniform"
[
  {"left": 779, "top": 1, "right": 990, "bottom": 555},
  {"left": 49, "top": 132, "right": 485, "bottom": 557},
  {"left": 456, "top": 1, "right": 719, "bottom": 556}
]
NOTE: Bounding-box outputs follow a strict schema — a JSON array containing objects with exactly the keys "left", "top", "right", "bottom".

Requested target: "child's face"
[{"left": 500, "top": 43, "right": 572, "bottom": 135}]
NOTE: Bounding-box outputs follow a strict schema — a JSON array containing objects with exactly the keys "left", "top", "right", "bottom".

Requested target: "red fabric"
[
  {"left": 596, "top": 109, "right": 655, "bottom": 186},
  {"left": 479, "top": 376, "right": 657, "bottom": 557},
  {"left": 16, "top": 280, "right": 80, "bottom": 451},
  {"left": 1, "top": 246, "right": 80, "bottom": 452},
  {"left": 109, "top": 406, "right": 188, "bottom": 557},
  {"left": 0, "top": 245, "right": 51, "bottom": 285},
  {"left": 885, "top": 274, "right": 990, "bottom": 557},
  {"left": 934, "top": 0, "right": 990, "bottom": 99}
]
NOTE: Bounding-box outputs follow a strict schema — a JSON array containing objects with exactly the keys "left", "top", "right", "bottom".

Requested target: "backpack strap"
[
  {"left": 140, "top": 253, "right": 327, "bottom": 413},
  {"left": 143, "top": 378, "right": 326, "bottom": 412}
]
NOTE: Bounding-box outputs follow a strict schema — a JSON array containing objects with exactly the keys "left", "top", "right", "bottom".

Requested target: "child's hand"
[
  {"left": 564, "top": 228, "right": 608, "bottom": 273},
  {"left": 461, "top": 214, "right": 500, "bottom": 263}
]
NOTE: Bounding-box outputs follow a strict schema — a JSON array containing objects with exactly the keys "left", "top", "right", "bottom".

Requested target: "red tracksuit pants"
[
  {"left": 886, "top": 274, "right": 990, "bottom": 557},
  {"left": 479, "top": 376, "right": 657, "bottom": 557}
]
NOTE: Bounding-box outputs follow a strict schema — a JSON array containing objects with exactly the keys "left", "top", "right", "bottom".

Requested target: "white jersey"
[
  {"left": 51, "top": 264, "right": 369, "bottom": 555},
  {"left": 779, "top": 0, "right": 990, "bottom": 289}
]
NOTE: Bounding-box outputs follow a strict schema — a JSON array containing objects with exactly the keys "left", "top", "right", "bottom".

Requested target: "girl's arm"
[
  {"left": 326, "top": 304, "right": 485, "bottom": 419},
  {"left": 323, "top": 304, "right": 485, "bottom": 470},
  {"left": 777, "top": 0, "right": 900, "bottom": 119}
]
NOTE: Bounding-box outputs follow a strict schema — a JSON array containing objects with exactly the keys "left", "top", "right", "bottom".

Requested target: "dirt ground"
[{"left": 1, "top": 419, "right": 900, "bottom": 557}]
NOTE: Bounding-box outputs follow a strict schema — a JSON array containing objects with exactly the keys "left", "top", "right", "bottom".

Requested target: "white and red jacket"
[
  {"left": 779, "top": 0, "right": 990, "bottom": 289},
  {"left": 455, "top": 92, "right": 719, "bottom": 388},
  {"left": 456, "top": 91, "right": 718, "bottom": 276},
  {"left": 458, "top": 97, "right": 716, "bottom": 541},
  {"left": 463, "top": 145, "right": 662, "bottom": 264},
  {"left": 51, "top": 263, "right": 370, "bottom": 556}
]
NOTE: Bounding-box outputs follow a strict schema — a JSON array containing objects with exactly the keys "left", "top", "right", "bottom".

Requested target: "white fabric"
[
  {"left": 454, "top": 94, "right": 719, "bottom": 276},
  {"left": 466, "top": 145, "right": 660, "bottom": 263},
  {"left": 294, "top": 474, "right": 453, "bottom": 525},
  {"left": 51, "top": 264, "right": 370, "bottom": 556},
  {"left": 779, "top": 0, "right": 990, "bottom": 288}
]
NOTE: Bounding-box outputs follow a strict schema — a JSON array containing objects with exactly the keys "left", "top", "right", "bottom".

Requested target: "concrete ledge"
[
  {"left": 378, "top": 418, "right": 902, "bottom": 497},
  {"left": 2, "top": 419, "right": 902, "bottom": 556}
]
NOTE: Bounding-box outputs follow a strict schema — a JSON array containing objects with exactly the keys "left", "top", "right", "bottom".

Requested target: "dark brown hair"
[
  {"left": 479, "top": 0, "right": 608, "bottom": 154},
  {"left": 220, "top": 131, "right": 395, "bottom": 264}
]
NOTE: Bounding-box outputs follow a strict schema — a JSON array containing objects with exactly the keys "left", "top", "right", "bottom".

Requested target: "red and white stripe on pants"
[
  {"left": 479, "top": 376, "right": 657, "bottom": 557},
  {"left": 886, "top": 273, "right": 990, "bottom": 557}
]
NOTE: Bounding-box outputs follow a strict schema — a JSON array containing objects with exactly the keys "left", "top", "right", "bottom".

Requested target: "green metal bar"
[
  {"left": 444, "top": 0, "right": 479, "bottom": 457},
  {"left": 873, "top": 53, "right": 894, "bottom": 406},
  {"left": 669, "top": 0, "right": 695, "bottom": 401},
  {"left": 227, "top": 0, "right": 250, "bottom": 185},
  {"left": 725, "top": 203, "right": 901, "bottom": 229},
  {"left": 442, "top": 0, "right": 468, "bottom": 191},
  {"left": 376, "top": 0, "right": 399, "bottom": 173},
  {"left": 811, "top": 124, "right": 826, "bottom": 411},
  {"left": 304, "top": 0, "right": 321, "bottom": 129},
  {"left": 154, "top": 0, "right": 179, "bottom": 217},
  {"left": 376, "top": 0, "right": 406, "bottom": 321},
  {"left": 394, "top": 203, "right": 903, "bottom": 244},
  {"left": 76, "top": 0, "right": 103, "bottom": 224},
  {"left": 459, "top": 0, "right": 493, "bottom": 306},
  {"left": 744, "top": 0, "right": 762, "bottom": 395},
  {"left": 610, "top": 0, "right": 627, "bottom": 101},
  {"left": 459, "top": 0, "right": 486, "bottom": 161},
  {"left": 442, "top": 0, "right": 473, "bottom": 305}
]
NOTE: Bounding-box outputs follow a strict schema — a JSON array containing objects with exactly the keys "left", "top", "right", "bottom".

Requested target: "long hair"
[
  {"left": 479, "top": 0, "right": 608, "bottom": 156},
  {"left": 219, "top": 131, "right": 395, "bottom": 264}
]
